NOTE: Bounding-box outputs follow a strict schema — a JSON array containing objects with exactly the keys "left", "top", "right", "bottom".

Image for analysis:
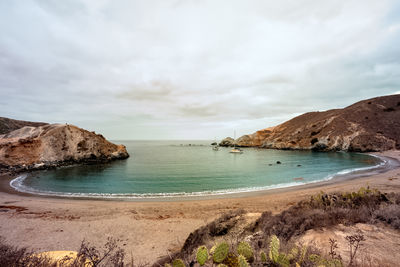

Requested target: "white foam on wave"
[
  {"left": 10, "top": 175, "right": 306, "bottom": 199},
  {"left": 9, "top": 154, "right": 387, "bottom": 199},
  {"left": 336, "top": 154, "right": 386, "bottom": 175}
]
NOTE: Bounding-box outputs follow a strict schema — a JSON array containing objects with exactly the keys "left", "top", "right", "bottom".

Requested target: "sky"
[{"left": 1, "top": 0, "right": 400, "bottom": 140}]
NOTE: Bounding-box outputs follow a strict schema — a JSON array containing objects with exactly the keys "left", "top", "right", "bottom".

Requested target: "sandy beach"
[{"left": 0, "top": 150, "right": 399, "bottom": 264}]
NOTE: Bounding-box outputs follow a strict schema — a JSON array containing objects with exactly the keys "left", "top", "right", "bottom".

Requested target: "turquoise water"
[{"left": 12, "top": 141, "right": 382, "bottom": 198}]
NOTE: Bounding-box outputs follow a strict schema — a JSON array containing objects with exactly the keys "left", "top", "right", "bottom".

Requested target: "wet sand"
[{"left": 0, "top": 150, "right": 399, "bottom": 263}]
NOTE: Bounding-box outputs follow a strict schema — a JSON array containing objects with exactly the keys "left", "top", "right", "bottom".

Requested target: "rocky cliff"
[
  {"left": 221, "top": 94, "right": 400, "bottom": 152},
  {"left": 0, "top": 117, "right": 48, "bottom": 135},
  {"left": 0, "top": 121, "right": 129, "bottom": 172}
]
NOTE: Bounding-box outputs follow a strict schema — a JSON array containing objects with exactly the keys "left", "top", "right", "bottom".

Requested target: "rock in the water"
[
  {"left": 211, "top": 142, "right": 217, "bottom": 146},
  {"left": 234, "top": 94, "right": 400, "bottom": 152},
  {"left": 276, "top": 161, "right": 281, "bottom": 164},
  {"left": 0, "top": 122, "right": 129, "bottom": 172},
  {"left": 219, "top": 137, "right": 235, "bottom": 147}
]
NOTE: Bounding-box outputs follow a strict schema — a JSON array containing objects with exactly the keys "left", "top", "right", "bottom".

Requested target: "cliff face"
[
  {"left": 0, "top": 122, "right": 129, "bottom": 171},
  {"left": 230, "top": 94, "right": 400, "bottom": 152}
]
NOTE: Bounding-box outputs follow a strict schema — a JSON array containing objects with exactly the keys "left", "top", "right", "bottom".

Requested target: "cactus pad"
[
  {"left": 299, "top": 245, "right": 307, "bottom": 264},
  {"left": 237, "top": 241, "right": 253, "bottom": 261},
  {"left": 196, "top": 246, "right": 208, "bottom": 266},
  {"left": 276, "top": 254, "right": 290, "bottom": 267},
  {"left": 269, "top": 235, "right": 280, "bottom": 262},
  {"left": 213, "top": 242, "right": 229, "bottom": 263},
  {"left": 260, "top": 251, "right": 267, "bottom": 263},
  {"left": 210, "top": 244, "right": 217, "bottom": 254},
  {"left": 238, "top": 255, "right": 249, "bottom": 267},
  {"left": 172, "top": 259, "right": 185, "bottom": 267},
  {"left": 223, "top": 252, "right": 239, "bottom": 267},
  {"left": 288, "top": 247, "right": 299, "bottom": 260}
]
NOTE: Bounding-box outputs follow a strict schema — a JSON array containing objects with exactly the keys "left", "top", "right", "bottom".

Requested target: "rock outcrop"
[
  {"left": 230, "top": 94, "right": 400, "bottom": 152},
  {"left": 219, "top": 137, "right": 235, "bottom": 147},
  {"left": 0, "top": 117, "right": 48, "bottom": 135},
  {"left": 0, "top": 122, "right": 129, "bottom": 172}
]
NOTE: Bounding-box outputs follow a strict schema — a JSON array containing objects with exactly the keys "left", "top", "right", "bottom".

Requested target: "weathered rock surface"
[
  {"left": 0, "top": 122, "right": 129, "bottom": 172},
  {"left": 0, "top": 117, "right": 48, "bottom": 135},
  {"left": 219, "top": 137, "right": 235, "bottom": 147},
  {"left": 232, "top": 94, "right": 400, "bottom": 152}
]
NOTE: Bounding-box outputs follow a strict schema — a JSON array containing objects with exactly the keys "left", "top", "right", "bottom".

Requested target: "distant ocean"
[{"left": 11, "top": 140, "right": 383, "bottom": 199}]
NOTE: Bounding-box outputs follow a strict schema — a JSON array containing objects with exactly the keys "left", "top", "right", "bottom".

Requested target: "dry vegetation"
[
  {"left": 1, "top": 188, "right": 399, "bottom": 267},
  {"left": 159, "top": 187, "right": 400, "bottom": 266}
]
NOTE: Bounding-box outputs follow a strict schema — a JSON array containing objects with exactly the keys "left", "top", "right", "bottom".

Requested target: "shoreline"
[
  {"left": 2, "top": 152, "right": 399, "bottom": 202},
  {"left": 0, "top": 150, "right": 400, "bottom": 263}
]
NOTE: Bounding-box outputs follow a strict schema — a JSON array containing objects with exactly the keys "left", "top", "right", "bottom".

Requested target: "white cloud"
[{"left": 0, "top": 0, "right": 400, "bottom": 139}]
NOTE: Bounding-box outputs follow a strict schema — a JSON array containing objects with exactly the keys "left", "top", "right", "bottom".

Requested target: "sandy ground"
[
  {"left": 299, "top": 223, "right": 400, "bottom": 266},
  {"left": 0, "top": 150, "right": 399, "bottom": 264}
]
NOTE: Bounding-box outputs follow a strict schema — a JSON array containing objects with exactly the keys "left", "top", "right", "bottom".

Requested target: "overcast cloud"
[{"left": 1, "top": 0, "right": 400, "bottom": 140}]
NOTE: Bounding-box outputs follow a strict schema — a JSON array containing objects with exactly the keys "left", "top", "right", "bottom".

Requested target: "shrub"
[
  {"left": 373, "top": 204, "right": 400, "bottom": 229},
  {"left": 252, "top": 188, "right": 397, "bottom": 245},
  {"left": 0, "top": 237, "right": 55, "bottom": 267}
]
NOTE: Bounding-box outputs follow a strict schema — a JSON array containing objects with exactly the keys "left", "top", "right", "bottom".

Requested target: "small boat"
[
  {"left": 229, "top": 130, "right": 243, "bottom": 154},
  {"left": 229, "top": 147, "right": 243, "bottom": 154}
]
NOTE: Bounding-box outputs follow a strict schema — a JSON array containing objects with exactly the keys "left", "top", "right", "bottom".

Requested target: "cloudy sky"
[{"left": 1, "top": 0, "right": 400, "bottom": 140}]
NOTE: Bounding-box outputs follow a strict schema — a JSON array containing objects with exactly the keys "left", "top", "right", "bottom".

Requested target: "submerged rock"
[{"left": 0, "top": 122, "right": 129, "bottom": 172}]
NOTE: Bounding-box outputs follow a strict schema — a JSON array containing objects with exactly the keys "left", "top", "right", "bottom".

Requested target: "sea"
[{"left": 10, "top": 140, "right": 384, "bottom": 199}]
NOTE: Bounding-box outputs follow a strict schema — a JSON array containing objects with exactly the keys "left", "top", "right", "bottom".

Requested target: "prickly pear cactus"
[
  {"left": 308, "top": 254, "right": 320, "bottom": 263},
  {"left": 172, "top": 259, "right": 185, "bottom": 267},
  {"left": 269, "top": 235, "right": 280, "bottom": 262},
  {"left": 213, "top": 242, "right": 230, "bottom": 263},
  {"left": 238, "top": 255, "right": 249, "bottom": 267},
  {"left": 260, "top": 251, "right": 267, "bottom": 263},
  {"left": 210, "top": 244, "right": 217, "bottom": 254},
  {"left": 223, "top": 252, "right": 239, "bottom": 267},
  {"left": 276, "top": 254, "right": 290, "bottom": 267},
  {"left": 196, "top": 246, "right": 208, "bottom": 266},
  {"left": 236, "top": 241, "right": 253, "bottom": 261},
  {"left": 288, "top": 247, "right": 299, "bottom": 260},
  {"left": 298, "top": 245, "right": 307, "bottom": 264}
]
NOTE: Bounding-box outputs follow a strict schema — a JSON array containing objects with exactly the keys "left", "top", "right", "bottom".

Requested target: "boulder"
[{"left": 219, "top": 137, "right": 234, "bottom": 147}]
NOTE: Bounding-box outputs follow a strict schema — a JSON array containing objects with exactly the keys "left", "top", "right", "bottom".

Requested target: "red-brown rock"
[{"left": 235, "top": 94, "right": 400, "bottom": 152}]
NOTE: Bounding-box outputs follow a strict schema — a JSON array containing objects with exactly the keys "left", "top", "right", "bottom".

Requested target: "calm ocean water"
[{"left": 12, "top": 140, "right": 382, "bottom": 198}]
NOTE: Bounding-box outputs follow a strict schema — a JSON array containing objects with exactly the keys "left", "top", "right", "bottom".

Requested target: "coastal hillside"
[
  {"left": 0, "top": 121, "right": 129, "bottom": 171},
  {"left": 0, "top": 117, "right": 48, "bottom": 135},
  {"left": 222, "top": 94, "right": 400, "bottom": 152}
]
